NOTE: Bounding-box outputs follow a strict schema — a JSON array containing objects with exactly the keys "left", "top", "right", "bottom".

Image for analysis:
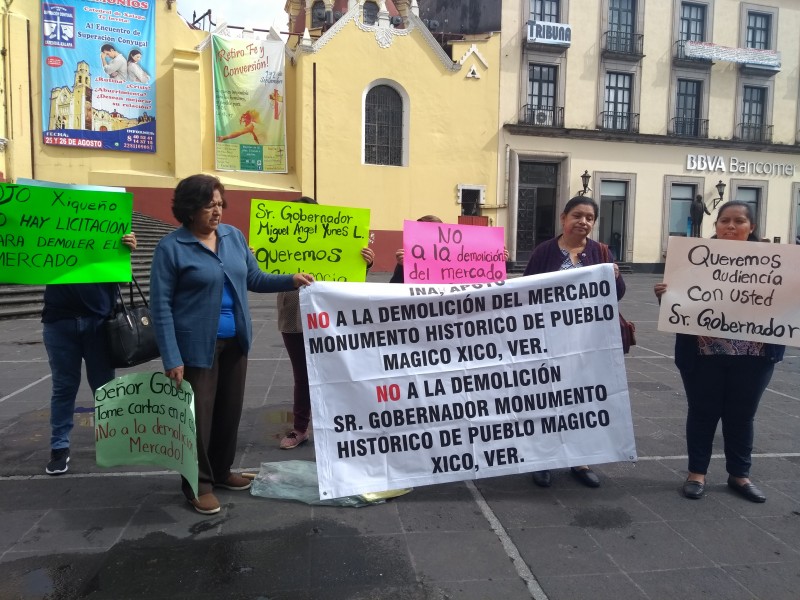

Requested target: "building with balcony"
[{"left": 498, "top": 0, "right": 800, "bottom": 269}]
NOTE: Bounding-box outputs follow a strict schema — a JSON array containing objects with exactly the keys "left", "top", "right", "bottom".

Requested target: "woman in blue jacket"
[
  {"left": 655, "top": 201, "right": 784, "bottom": 502},
  {"left": 150, "top": 174, "right": 313, "bottom": 515}
]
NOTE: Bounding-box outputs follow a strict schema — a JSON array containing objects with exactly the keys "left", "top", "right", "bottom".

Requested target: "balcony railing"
[
  {"left": 598, "top": 111, "right": 639, "bottom": 133},
  {"left": 518, "top": 104, "right": 564, "bottom": 128},
  {"left": 602, "top": 31, "right": 644, "bottom": 58},
  {"left": 735, "top": 122, "right": 773, "bottom": 143},
  {"left": 669, "top": 116, "right": 709, "bottom": 138},
  {"left": 673, "top": 40, "right": 713, "bottom": 67}
]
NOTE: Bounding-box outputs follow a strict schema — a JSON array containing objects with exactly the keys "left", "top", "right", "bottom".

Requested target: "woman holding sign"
[
  {"left": 654, "top": 201, "right": 785, "bottom": 502},
  {"left": 277, "top": 196, "right": 374, "bottom": 449},
  {"left": 42, "top": 233, "right": 137, "bottom": 476},
  {"left": 523, "top": 195, "right": 626, "bottom": 489},
  {"left": 150, "top": 175, "right": 314, "bottom": 515}
]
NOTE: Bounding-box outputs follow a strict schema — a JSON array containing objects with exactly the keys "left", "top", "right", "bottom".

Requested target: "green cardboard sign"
[
  {"left": 0, "top": 182, "right": 133, "bottom": 284},
  {"left": 249, "top": 199, "right": 371, "bottom": 282},
  {"left": 95, "top": 372, "right": 198, "bottom": 498}
]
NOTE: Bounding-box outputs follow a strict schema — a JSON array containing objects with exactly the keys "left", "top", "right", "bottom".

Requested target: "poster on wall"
[
  {"left": 40, "top": 0, "right": 156, "bottom": 152},
  {"left": 212, "top": 34, "right": 287, "bottom": 173}
]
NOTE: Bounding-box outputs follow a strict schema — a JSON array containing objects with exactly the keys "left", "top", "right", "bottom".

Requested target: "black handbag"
[{"left": 103, "top": 277, "right": 160, "bottom": 368}]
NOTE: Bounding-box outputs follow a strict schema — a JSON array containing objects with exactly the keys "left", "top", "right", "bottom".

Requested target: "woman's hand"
[
  {"left": 165, "top": 366, "right": 184, "bottom": 387},
  {"left": 395, "top": 249, "right": 404, "bottom": 265},
  {"left": 122, "top": 232, "right": 137, "bottom": 251},
  {"left": 503, "top": 246, "right": 509, "bottom": 261},
  {"left": 654, "top": 283, "right": 667, "bottom": 300},
  {"left": 361, "top": 247, "right": 375, "bottom": 268},
  {"left": 612, "top": 263, "right": 620, "bottom": 279},
  {"left": 293, "top": 273, "right": 314, "bottom": 288}
]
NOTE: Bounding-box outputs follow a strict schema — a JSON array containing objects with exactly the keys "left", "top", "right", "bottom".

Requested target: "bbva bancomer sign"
[
  {"left": 526, "top": 21, "right": 571, "bottom": 46},
  {"left": 686, "top": 154, "right": 795, "bottom": 177}
]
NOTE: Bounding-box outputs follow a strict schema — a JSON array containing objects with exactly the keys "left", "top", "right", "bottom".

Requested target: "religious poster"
[
  {"left": 301, "top": 265, "right": 637, "bottom": 499},
  {"left": 41, "top": 0, "right": 156, "bottom": 152},
  {"left": 212, "top": 35, "right": 287, "bottom": 173}
]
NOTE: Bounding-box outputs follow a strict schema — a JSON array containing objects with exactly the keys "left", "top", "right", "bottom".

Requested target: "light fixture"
[
  {"left": 712, "top": 180, "right": 726, "bottom": 208},
  {"left": 578, "top": 170, "right": 591, "bottom": 196}
]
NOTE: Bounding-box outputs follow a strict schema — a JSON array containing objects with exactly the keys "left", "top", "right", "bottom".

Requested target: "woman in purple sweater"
[{"left": 523, "top": 195, "right": 626, "bottom": 489}]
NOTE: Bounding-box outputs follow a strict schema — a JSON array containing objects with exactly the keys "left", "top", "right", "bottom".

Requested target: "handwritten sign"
[
  {"left": 403, "top": 220, "right": 506, "bottom": 283},
  {"left": 95, "top": 372, "right": 198, "bottom": 497},
  {"left": 0, "top": 182, "right": 133, "bottom": 284},
  {"left": 249, "top": 200, "right": 371, "bottom": 282},
  {"left": 657, "top": 236, "right": 800, "bottom": 346},
  {"left": 300, "top": 265, "right": 636, "bottom": 499}
]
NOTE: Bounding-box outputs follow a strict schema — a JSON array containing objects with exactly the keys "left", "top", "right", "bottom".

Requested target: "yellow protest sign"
[{"left": 249, "top": 200, "right": 371, "bottom": 282}]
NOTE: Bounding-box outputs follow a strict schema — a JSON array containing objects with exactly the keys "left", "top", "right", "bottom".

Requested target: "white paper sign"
[
  {"left": 300, "top": 265, "right": 637, "bottom": 499},
  {"left": 657, "top": 236, "right": 800, "bottom": 346}
]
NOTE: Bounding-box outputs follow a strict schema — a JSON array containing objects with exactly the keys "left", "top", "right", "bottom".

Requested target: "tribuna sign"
[{"left": 526, "top": 21, "right": 571, "bottom": 46}]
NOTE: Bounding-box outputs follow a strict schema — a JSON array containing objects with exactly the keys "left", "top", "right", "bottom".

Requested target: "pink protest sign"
[{"left": 402, "top": 220, "right": 506, "bottom": 283}]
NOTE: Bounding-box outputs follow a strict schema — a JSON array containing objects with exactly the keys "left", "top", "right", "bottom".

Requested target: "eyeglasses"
[{"left": 202, "top": 202, "right": 224, "bottom": 211}]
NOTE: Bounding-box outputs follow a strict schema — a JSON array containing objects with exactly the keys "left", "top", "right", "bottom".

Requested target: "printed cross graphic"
[{"left": 269, "top": 89, "right": 283, "bottom": 120}]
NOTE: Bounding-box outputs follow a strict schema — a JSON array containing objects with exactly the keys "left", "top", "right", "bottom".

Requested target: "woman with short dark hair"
[{"left": 150, "top": 174, "right": 314, "bottom": 515}]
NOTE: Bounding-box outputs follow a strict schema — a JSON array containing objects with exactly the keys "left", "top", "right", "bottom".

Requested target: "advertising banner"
[
  {"left": 95, "top": 373, "right": 198, "bottom": 498},
  {"left": 213, "top": 35, "right": 287, "bottom": 173},
  {"left": 684, "top": 41, "right": 780, "bottom": 67},
  {"left": 0, "top": 182, "right": 132, "bottom": 284},
  {"left": 249, "top": 200, "right": 371, "bottom": 282},
  {"left": 41, "top": 0, "right": 156, "bottom": 152},
  {"left": 403, "top": 220, "right": 506, "bottom": 283},
  {"left": 301, "top": 265, "right": 636, "bottom": 499},
  {"left": 658, "top": 236, "right": 800, "bottom": 346}
]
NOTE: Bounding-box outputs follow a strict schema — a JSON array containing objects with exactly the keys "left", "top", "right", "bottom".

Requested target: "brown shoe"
[
  {"left": 216, "top": 473, "right": 252, "bottom": 491},
  {"left": 190, "top": 492, "right": 221, "bottom": 515}
]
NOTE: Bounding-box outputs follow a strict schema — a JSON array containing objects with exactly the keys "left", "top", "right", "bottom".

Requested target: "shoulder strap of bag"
[
  {"left": 130, "top": 275, "right": 149, "bottom": 308},
  {"left": 113, "top": 284, "right": 134, "bottom": 327}
]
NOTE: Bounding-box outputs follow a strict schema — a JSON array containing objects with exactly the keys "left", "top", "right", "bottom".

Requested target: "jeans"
[
  {"left": 679, "top": 355, "right": 774, "bottom": 478},
  {"left": 43, "top": 316, "right": 114, "bottom": 449}
]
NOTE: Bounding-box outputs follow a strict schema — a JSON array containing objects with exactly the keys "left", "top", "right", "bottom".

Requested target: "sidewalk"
[{"left": 1, "top": 273, "right": 799, "bottom": 600}]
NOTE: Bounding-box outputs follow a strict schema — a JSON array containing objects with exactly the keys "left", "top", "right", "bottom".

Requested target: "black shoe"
[
  {"left": 570, "top": 467, "right": 601, "bottom": 488},
  {"left": 727, "top": 477, "right": 766, "bottom": 503},
  {"left": 46, "top": 448, "right": 70, "bottom": 475},
  {"left": 682, "top": 479, "right": 705, "bottom": 499},
  {"left": 531, "top": 470, "right": 551, "bottom": 487}
]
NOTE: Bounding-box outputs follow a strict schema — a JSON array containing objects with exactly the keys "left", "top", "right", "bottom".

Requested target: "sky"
[{"left": 176, "top": 0, "right": 289, "bottom": 32}]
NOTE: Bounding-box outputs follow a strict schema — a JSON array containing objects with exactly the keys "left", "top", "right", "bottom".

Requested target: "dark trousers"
[
  {"left": 181, "top": 338, "right": 247, "bottom": 499},
  {"left": 679, "top": 355, "right": 774, "bottom": 478},
  {"left": 282, "top": 332, "right": 311, "bottom": 433}
]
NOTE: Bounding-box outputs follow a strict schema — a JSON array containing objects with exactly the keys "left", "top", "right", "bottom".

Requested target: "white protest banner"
[
  {"left": 301, "top": 265, "right": 636, "bottom": 499},
  {"left": 657, "top": 236, "right": 800, "bottom": 346}
]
